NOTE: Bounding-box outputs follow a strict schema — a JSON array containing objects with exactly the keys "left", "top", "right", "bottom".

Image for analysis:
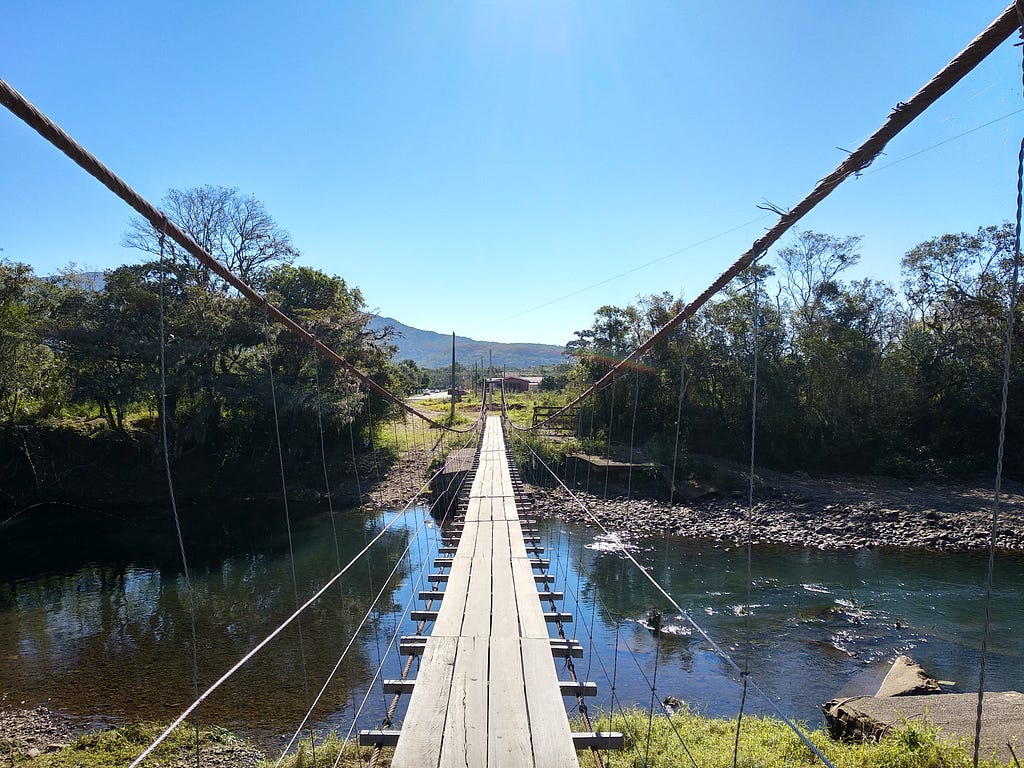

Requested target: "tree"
[
  {"left": 0, "top": 261, "right": 63, "bottom": 422},
  {"left": 895, "top": 223, "right": 1022, "bottom": 472},
  {"left": 122, "top": 185, "right": 298, "bottom": 290},
  {"left": 776, "top": 230, "right": 862, "bottom": 332}
]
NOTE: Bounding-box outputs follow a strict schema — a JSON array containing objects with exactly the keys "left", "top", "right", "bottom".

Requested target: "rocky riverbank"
[
  {"left": 0, "top": 705, "right": 265, "bottom": 767},
  {"left": 526, "top": 472, "right": 1024, "bottom": 551}
]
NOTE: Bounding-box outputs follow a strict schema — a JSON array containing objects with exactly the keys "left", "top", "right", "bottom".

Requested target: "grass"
[
  {"left": 261, "top": 733, "right": 383, "bottom": 767},
  {"left": 6, "top": 722, "right": 254, "bottom": 768},
  {"left": 587, "top": 707, "right": 1012, "bottom": 768},
  {"left": 9, "top": 710, "right": 1011, "bottom": 768}
]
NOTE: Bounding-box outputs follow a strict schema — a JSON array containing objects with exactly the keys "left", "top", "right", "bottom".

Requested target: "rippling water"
[
  {"left": 544, "top": 520, "right": 1024, "bottom": 723},
  {"left": 1, "top": 503, "right": 1021, "bottom": 748}
]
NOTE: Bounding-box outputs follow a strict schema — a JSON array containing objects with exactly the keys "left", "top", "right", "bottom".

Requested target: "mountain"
[{"left": 369, "top": 316, "right": 567, "bottom": 369}]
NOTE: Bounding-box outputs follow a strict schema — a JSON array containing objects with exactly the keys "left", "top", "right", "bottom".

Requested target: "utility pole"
[{"left": 450, "top": 331, "right": 456, "bottom": 424}]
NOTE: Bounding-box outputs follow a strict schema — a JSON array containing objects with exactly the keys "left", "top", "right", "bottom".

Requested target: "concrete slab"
[
  {"left": 824, "top": 692, "right": 1024, "bottom": 764},
  {"left": 876, "top": 655, "right": 942, "bottom": 697}
]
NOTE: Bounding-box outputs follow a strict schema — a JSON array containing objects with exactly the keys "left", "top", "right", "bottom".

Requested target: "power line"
[
  {"left": 491, "top": 214, "right": 772, "bottom": 326},
  {"left": 864, "top": 106, "right": 1024, "bottom": 175}
]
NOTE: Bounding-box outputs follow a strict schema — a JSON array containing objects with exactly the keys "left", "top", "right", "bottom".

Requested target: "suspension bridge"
[
  {"left": 359, "top": 416, "right": 619, "bottom": 766},
  {"left": 3, "top": 4, "right": 1024, "bottom": 768}
]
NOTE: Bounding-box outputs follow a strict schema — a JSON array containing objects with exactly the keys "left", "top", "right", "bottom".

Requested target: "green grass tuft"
[{"left": 587, "top": 707, "right": 1011, "bottom": 768}]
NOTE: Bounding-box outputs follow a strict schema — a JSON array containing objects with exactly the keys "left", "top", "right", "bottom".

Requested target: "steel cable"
[
  {"left": 525, "top": 4, "right": 1022, "bottom": 434},
  {"left": 156, "top": 222, "right": 201, "bottom": 768},
  {"left": 127, "top": 453, "right": 461, "bottom": 768},
  {"left": 973, "top": 13, "right": 1024, "bottom": 764},
  {"left": 511, "top": 430, "right": 837, "bottom": 768}
]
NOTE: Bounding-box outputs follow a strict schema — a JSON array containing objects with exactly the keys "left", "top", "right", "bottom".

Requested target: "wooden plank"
[
  {"left": 461, "top": 521, "right": 494, "bottom": 639},
  {"left": 433, "top": 551, "right": 474, "bottom": 637},
  {"left": 440, "top": 635, "right": 489, "bottom": 768},
  {"left": 393, "top": 417, "right": 581, "bottom": 767},
  {"left": 512, "top": 557, "right": 550, "bottom": 639},
  {"left": 491, "top": 522, "right": 518, "bottom": 638},
  {"left": 358, "top": 729, "right": 400, "bottom": 747},
  {"left": 521, "top": 637, "right": 579, "bottom": 767},
  {"left": 571, "top": 732, "right": 624, "bottom": 750},
  {"left": 488, "top": 634, "right": 533, "bottom": 766},
  {"left": 390, "top": 635, "right": 458, "bottom": 765}
]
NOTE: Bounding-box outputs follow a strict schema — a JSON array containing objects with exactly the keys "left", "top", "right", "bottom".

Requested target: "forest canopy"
[
  {"left": 0, "top": 187, "right": 412, "bottom": 508},
  {"left": 564, "top": 223, "right": 1023, "bottom": 478}
]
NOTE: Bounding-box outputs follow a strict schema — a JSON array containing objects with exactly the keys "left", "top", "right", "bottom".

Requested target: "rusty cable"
[
  {"left": 530, "top": 3, "right": 1022, "bottom": 432},
  {"left": 0, "top": 76, "right": 474, "bottom": 433}
]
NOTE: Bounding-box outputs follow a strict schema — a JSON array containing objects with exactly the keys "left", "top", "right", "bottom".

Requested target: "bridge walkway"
[{"left": 385, "top": 416, "right": 581, "bottom": 767}]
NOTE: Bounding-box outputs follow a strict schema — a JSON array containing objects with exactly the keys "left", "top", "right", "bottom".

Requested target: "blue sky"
[{"left": 2, "top": 2, "right": 1022, "bottom": 347}]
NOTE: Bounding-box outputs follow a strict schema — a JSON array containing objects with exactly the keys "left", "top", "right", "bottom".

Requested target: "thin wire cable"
[
  {"left": 264, "top": 313, "right": 311, "bottom": 705},
  {"left": 558, "top": 513, "right": 702, "bottom": 768},
  {"left": 491, "top": 214, "right": 773, "bottom": 326},
  {"left": 274, "top": 502, "right": 442, "bottom": 765},
  {"left": 733, "top": 268, "right": 761, "bottom": 768},
  {"left": 157, "top": 220, "right": 201, "bottom": 768},
  {"left": 603, "top": 382, "right": 616, "bottom": 500},
  {"left": 127, "top": 487, "right": 432, "bottom": 768},
  {"left": 973, "top": 75, "right": 1024, "bottom": 768},
  {"left": 864, "top": 106, "right": 1024, "bottom": 177},
  {"left": 669, "top": 326, "right": 690, "bottom": 504},
  {"left": 512, "top": 431, "right": 836, "bottom": 768},
  {"left": 312, "top": 336, "right": 342, "bottom": 572},
  {"left": 340, "top": 433, "right": 480, "bottom": 768},
  {"left": 644, "top": 632, "right": 662, "bottom": 767},
  {"left": 626, "top": 369, "right": 640, "bottom": 501}
]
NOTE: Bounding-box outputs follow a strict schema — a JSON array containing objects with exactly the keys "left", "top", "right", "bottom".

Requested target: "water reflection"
[
  {"left": 2, "top": 504, "right": 1022, "bottom": 742},
  {"left": 0, "top": 503, "right": 425, "bottom": 745}
]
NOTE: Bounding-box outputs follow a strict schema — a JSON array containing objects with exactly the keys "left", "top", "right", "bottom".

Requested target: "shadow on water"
[
  {"left": 0, "top": 502, "right": 424, "bottom": 747},
  {"left": 542, "top": 519, "right": 1024, "bottom": 725}
]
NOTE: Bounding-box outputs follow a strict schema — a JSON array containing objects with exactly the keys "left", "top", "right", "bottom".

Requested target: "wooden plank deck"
[{"left": 390, "top": 416, "right": 579, "bottom": 768}]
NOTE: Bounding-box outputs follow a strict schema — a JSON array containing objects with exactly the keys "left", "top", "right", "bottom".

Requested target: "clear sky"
[{"left": 2, "top": 2, "right": 1022, "bottom": 347}]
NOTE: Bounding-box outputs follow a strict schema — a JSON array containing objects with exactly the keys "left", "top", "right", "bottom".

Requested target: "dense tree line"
[
  {"left": 1, "top": 186, "right": 413, "bottom": 507},
  {"left": 567, "top": 224, "right": 1024, "bottom": 480}
]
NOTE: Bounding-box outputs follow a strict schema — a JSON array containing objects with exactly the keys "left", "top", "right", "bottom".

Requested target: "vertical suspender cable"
[
  {"left": 157, "top": 221, "right": 201, "bottom": 768},
  {"left": 734, "top": 267, "right": 761, "bottom": 768},
  {"left": 974, "top": 13, "right": 1024, "bottom": 763},
  {"left": 265, "top": 314, "right": 311, "bottom": 703},
  {"left": 669, "top": 324, "right": 690, "bottom": 504},
  {"left": 626, "top": 369, "right": 641, "bottom": 501},
  {"left": 603, "top": 380, "right": 616, "bottom": 500},
  {"left": 313, "top": 336, "right": 343, "bottom": 573}
]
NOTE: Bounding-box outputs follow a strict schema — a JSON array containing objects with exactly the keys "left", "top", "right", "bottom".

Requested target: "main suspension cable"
[{"left": 527, "top": 3, "right": 1022, "bottom": 432}]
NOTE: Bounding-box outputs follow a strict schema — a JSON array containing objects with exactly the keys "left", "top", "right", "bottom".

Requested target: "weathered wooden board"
[
  {"left": 390, "top": 635, "right": 458, "bottom": 764},
  {"left": 392, "top": 417, "right": 579, "bottom": 768}
]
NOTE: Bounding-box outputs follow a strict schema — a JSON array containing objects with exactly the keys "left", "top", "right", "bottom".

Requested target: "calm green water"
[{"left": 1, "top": 504, "right": 1021, "bottom": 747}]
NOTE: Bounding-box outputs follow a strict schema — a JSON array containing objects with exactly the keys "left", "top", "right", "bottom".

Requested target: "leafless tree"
[{"left": 122, "top": 185, "right": 299, "bottom": 289}]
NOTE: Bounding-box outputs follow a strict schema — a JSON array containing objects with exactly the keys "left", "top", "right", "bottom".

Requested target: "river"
[{"left": 1, "top": 503, "right": 1021, "bottom": 750}]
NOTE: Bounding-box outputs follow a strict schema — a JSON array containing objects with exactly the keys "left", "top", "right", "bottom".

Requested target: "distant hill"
[{"left": 369, "top": 316, "right": 566, "bottom": 369}]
